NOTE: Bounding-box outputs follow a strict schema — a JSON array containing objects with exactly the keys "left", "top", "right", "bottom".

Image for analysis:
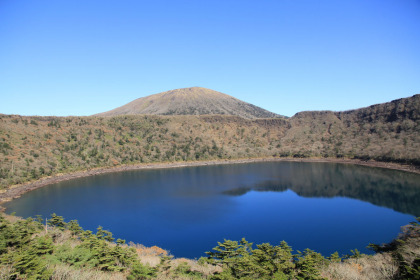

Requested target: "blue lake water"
[{"left": 4, "top": 161, "right": 420, "bottom": 258}]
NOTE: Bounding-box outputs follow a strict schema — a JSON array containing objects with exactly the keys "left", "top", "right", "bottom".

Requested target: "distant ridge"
[{"left": 95, "top": 87, "right": 281, "bottom": 119}]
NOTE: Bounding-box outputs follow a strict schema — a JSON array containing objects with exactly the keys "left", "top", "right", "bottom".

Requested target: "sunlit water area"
[{"left": 4, "top": 161, "right": 420, "bottom": 259}]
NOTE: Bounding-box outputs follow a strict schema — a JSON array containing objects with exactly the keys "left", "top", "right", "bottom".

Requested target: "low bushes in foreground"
[{"left": 0, "top": 213, "right": 419, "bottom": 279}]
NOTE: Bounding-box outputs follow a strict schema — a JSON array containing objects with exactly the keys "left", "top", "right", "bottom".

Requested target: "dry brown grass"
[
  {"left": 51, "top": 264, "right": 126, "bottom": 280},
  {"left": 139, "top": 255, "right": 162, "bottom": 267},
  {"left": 3, "top": 213, "right": 21, "bottom": 223},
  {"left": 0, "top": 264, "right": 15, "bottom": 280},
  {"left": 322, "top": 253, "right": 399, "bottom": 280},
  {"left": 127, "top": 242, "right": 168, "bottom": 267}
]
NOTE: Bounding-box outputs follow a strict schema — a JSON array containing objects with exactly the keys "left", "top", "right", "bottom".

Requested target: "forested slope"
[{"left": 0, "top": 94, "right": 418, "bottom": 189}]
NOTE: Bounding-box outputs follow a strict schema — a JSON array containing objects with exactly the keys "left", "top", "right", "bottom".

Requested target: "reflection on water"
[
  {"left": 224, "top": 162, "right": 420, "bottom": 216},
  {"left": 3, "top": 161, "right": 420, "bottom": 258}
]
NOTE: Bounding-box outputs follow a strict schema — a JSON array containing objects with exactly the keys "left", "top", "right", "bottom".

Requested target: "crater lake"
[{"left": 4, "top": 161, "right": 420, "bottom": 258}]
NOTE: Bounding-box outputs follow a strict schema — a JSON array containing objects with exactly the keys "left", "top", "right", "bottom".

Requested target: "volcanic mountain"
[{"left": 95, "top": 87, "right": 281, "bottom": 119}]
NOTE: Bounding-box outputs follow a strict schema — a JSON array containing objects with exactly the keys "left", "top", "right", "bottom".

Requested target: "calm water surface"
[{"left": 4, "top": 162, "right": 420, "bottom": 258}]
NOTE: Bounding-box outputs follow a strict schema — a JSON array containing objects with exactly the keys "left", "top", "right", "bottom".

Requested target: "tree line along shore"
[
  {"left": 1, "top": 107, "right": 418, "bottom": 192},
  {"left": 0, "top": 156, "right": 419, "bottom": 205}
]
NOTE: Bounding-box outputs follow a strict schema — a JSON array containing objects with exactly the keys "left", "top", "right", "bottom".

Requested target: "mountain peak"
[{"left": 95, "top": 87, "right": 281, "bottom": 119}]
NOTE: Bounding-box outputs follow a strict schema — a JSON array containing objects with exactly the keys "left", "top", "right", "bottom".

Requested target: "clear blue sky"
[{"left": 1, "top": 0, "right": 419, "bottom": 117}]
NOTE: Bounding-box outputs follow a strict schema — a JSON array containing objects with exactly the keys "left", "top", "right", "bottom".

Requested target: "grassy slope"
[
  {"left": 0, "top": 94, "right": 419, "bottom": 189},
  {"left": 95, "top": 87, "right": 281, "bottom": 119}
]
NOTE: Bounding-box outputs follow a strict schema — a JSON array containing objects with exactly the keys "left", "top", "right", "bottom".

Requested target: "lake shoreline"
[{"left": 1, "top": 157, "right": 419, "bottom": 207}]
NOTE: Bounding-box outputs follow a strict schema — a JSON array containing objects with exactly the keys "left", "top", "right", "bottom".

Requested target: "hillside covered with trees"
[{"left": 0, "top": 94, "right": 419, "bottom": 190}]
